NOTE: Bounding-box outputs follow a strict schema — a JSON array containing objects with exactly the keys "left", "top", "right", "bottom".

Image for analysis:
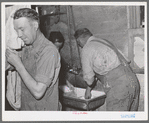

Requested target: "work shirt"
[
  {"left": 20, "top": 33, "right": 61, "bottom": 110},
  {"left": 81, "top": 36, "right": 121, "bottom": 85}
]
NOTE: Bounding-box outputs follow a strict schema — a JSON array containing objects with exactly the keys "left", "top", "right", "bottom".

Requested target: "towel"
[
  {"left": 5, "top": 9, "right": 24, "bottom": 70},
  {"left": 5, "top": 8, "right": 23, "bottom": 110},
  {"left": 5, "top": 5, "right": 31, "bottom": 110},
  {"left": 5, "top": 10, "right": 24, "bottom": 50},
  {"left": 6, "top": 71, "right": 21, "bottom": 110}
]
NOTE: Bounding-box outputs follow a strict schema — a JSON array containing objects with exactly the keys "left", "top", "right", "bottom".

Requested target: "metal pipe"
[
  {"left": 70, "top": 6, "right": 82, "bottom": 69},
  {"left": 66, "top": 6, "right": 73, "bottom": 67}
]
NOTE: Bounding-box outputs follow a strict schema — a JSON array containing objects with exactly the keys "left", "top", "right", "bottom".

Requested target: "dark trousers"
[{"left": 95, "top": 65, "right": 140, "bottom": 111}]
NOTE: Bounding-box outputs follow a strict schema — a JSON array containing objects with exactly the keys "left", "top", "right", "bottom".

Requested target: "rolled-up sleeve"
[
  {"left": 35, "top": 47, "right": 60, "bottom": 87},
  {"left": 81, "top": 48, "right": 95, "bottom": 85}
]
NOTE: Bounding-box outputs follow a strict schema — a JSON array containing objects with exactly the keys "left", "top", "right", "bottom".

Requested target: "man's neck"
[
  {"left": 32, "top": 30, "right": 42, "bottom": 48},
  {"left": 82, "top": 36, "right": 91, "bottom": 47}
]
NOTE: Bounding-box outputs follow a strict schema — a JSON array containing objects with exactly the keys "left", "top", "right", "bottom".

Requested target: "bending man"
[{"left": 74, "top": 28, "right": 140, "bottom": 111}]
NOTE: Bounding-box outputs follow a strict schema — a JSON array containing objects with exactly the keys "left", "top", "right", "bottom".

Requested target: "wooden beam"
[{"left": 127, "top": 6, "right": 141, "bottom": 29}]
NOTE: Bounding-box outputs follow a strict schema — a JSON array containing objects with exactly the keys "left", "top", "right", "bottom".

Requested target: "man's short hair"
[
  {"left": 74, "top": 28, "right": 93, "bottom": 39},
  {"left": 13, "top": 8, "right": 39, "bottom": 23},
  {"left": 49, "top": 31, "right": 64, "bottom": 44}
]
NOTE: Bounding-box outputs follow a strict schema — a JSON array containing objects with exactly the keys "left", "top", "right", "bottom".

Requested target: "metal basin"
[{"left": 59, "top": 85, "right": 106, "bottom": 111}]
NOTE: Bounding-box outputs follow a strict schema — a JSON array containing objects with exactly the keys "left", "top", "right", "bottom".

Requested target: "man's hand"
[
  {"left": 5, "top": 48, "right": 22, "bottom": 69},
  {"left": 85, "top": 86, "right": 92, "bottom": 99}
]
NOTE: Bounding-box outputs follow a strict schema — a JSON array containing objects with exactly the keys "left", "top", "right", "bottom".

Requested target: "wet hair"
[
  {"left": 49, "top": 31, "right": 64, "bottom": 44},
  {"left": 13, "top": 8, "right": 39, "bottom": 23},
  {"left": 74, "top": 28, "right": 93, "bottom": 39}
]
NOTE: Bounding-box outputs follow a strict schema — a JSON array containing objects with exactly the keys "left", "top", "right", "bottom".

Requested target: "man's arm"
[
  {"left": 5, "top": 48, "right": 51, "bottom": 100},
  {"left": 85, "top": 76, "right": 98, "bottom": 99},
  {"left": 81, "top": 48, "right": 96, "bottom": 99},
  {"left": 16, "top": 64, "right": 47, "bottom": 100}
]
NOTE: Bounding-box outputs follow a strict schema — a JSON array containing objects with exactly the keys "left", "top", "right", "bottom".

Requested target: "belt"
[
  {"left": 95, "top": 64, "right": 131, "bottom": 92},
  {"left": 95, "top": 64, "right": 124, "bottom": 82},
  {"left": 105, "top": 64, "right": 126, "bottom": 82}
]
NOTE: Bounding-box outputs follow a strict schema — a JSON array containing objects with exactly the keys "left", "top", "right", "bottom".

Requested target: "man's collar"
[
  {"left": 86, "top": 36, "right": 95, "bottom": 44},
  {"left": 32, "top": 32, "right": 45, "bottom": 53}
]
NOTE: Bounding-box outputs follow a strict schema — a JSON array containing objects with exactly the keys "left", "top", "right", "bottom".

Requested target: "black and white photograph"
[{"left": 2, "top": 2, "right": 148, "bottom": 121}]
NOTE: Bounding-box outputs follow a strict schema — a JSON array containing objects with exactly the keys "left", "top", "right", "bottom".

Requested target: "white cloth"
[
  {"left": 6, "top": 71, "right": 21, "bottom": 110},
  {"left": 5, "top": 5, "right": 31, "bottom": 110},
  {"left": 134, "top": 37, "right": 144, "bottom": 68},
  {"left": 5, "top": 10, "right": 24, "bottom": 50}
]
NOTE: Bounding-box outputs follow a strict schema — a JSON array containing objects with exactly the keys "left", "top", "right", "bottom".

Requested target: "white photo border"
[{"left": 2, "top": 2, "right": 148, "bottom": 121}]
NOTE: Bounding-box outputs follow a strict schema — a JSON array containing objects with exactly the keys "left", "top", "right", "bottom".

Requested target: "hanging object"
[
  {"left": 70, "top": 6, "right": 82, "bottom": 69},
  {"left": 66, "top": 6, "right": 73, "bottom": 67},
  {"left": 39, "top": 5, "right": 65, "bottom": 18}
]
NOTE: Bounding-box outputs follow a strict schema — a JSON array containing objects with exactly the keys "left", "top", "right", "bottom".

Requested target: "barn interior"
[{"left": 5, "top": 4, "right": 145, "bottom": 111}]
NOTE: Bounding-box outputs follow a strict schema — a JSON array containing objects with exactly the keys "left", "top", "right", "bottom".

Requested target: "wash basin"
[{"left": 59, "top": 85, "right": 106, "bottom": 111}]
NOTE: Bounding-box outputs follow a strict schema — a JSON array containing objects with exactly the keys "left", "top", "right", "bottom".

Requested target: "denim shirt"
[
  {"left": 20, "top": 33, "right": 61, "bottom": 111},
  {"left": 81, "top": 36, "right": 120, "bottom": 85}
]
